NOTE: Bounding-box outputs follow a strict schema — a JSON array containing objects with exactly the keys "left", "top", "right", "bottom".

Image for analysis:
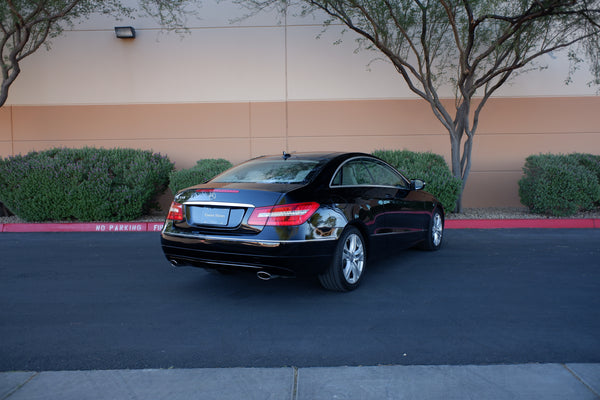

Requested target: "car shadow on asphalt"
[
  {"left": 176, "top": 268, "right": 325, "bottom": 297},
  {"left": 168, "top": 247, "right": 429, "bottom": 300}
]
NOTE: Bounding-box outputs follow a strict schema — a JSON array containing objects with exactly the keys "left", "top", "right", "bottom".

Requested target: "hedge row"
[
  {"left": 0, "top": 148, "right": 463, "bottom": 221},
  {"left": 169, "top": 158, "right": 232, "bottom": 194},
  {"left": 519, "top": 153, "right": 600, "bottom": 217},
  {"left": 0, "top": 148, "right": 173, "bottom": 222},
  {"left": 373, "top": 150, "right": 461, "bottom": 213},
  {"left": 7, "top": 148, "right": 592, "bottom": 221}
]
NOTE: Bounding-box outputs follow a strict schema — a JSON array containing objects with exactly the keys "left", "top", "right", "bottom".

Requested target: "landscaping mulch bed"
[{"left": 446, "top": 207, "right": 600, "bottom": 220}]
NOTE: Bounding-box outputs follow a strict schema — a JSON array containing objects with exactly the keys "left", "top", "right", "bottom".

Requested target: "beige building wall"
[{"left": 1, "top": 1, "right": 599, "bottom": 208}]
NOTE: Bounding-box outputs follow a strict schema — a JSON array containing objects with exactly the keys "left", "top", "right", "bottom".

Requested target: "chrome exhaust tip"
[{"left": 257, "top": 271, "right": 272, "bottom": 281}]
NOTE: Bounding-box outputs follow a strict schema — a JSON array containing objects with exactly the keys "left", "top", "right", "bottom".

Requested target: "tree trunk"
[
  {"left": 1, "top": 59, "right": 21, "bottom": 108},
  {"left": 450, "top": 133, "right": 463, "bottom": 213},
  {"left": 0, "top": 81, "right": 11, "bottom": 107},
  {"left": 448, "top": 99, "right": 476, "bottom": 214}
]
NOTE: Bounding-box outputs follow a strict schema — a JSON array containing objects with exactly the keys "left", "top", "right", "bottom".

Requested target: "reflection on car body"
[{"left": 161, "top": 152, "right": 444, "bottom": 291}]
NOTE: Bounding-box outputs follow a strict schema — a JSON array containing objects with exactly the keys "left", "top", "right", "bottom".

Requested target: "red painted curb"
[
  {"left": 1, "top": 219, "right": 598, "bottom": 232},
  {"left": 1, "top": 222, "right": 164, "bottom": 233},
  {"left": 445, "top": 218, "right": 599, "bottom": 229},
  {"left": 148, "top": 222, "right": 166, "bottom": 232}
]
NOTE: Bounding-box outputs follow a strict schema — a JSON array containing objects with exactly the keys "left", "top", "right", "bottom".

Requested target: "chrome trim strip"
[
  {"left": 330, "top": 184, "right": 406, "bottom": 189},
  {"left": 162, "top": 231, "right": 338, "bottom": 244},
  {"left": 184, "top": 201, "right": 255, "bottom": 208},
  {"left": 375, "top": 230, "right": 427, "bottom": 236}
]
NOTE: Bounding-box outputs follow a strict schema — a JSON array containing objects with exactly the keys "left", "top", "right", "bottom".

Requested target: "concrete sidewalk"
[{"left": 2, "top": 364, "right": 599, "bottom": 400}]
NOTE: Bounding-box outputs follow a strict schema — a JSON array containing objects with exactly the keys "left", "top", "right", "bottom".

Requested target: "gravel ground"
[
  {"left": 446, "top": 207, "right": 600, "bottom": 220},
  {"left": 1, "top": 208, "right": 600, "bottom": 224}
]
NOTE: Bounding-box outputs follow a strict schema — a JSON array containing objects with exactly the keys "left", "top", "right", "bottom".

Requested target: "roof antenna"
[{"left": 282, "top": 151, "right": 291, "bottom": 160}]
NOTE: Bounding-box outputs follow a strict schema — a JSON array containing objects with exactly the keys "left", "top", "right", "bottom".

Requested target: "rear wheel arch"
[
  {"left": 319, "top": 225, "right": 367, "bottom": 292},
  {"left": 344, "top": 220, "right": 370, "bottom": 259}
]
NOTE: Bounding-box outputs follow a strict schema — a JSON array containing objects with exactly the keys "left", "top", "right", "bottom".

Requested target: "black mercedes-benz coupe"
[{"left": 161, "top": 152, "right": 444, "bottom": 291}]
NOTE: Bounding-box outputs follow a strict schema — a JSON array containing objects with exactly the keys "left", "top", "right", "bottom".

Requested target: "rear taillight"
[
  {"left": 167, "top": 202, "right": 184, "bottom": 221},
  {"left": 248, "top": 202, "right": 319, "bottom": 226}
]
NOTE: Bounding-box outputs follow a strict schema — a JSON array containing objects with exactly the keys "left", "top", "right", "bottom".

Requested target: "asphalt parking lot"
[
  {"left": 1, "top": 228, "right": 600, "bottom": 399},
  {"left": 1, "top": 229, "right": 599, "bottom": 372}
]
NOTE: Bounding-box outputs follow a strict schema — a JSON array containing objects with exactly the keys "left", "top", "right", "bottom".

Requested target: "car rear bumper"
[{"left": 160, "top": 232, "right": 338, "bottom": 277}]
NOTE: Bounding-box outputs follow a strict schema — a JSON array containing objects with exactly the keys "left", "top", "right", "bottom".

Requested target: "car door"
[
  {"left": 360, "top": 158, "right": 428, "bottom": 245},
  {"left": 330, "top": 158, "right": 392, "bottom": 254}
]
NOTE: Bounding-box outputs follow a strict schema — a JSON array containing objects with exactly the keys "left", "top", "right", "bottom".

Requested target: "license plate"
[{"left": 190, "top": 207, "right": 230, "bottom": 226}]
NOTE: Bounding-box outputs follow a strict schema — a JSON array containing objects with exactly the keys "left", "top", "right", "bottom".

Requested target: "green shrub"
[
  {"left": 518, "top": 153, "right": 600, "bottom": 217},
  {"left": 0, "top": 147, "right": 174, "bottom": 222},
  {"left": 570, "top": 153, "right": 600, "bottom": 181},
  {"left": 169, "top": 158, "right": 233, "bottom": 194},
  {"left": 372, "top": 149, "right": 462, "bottom": 212}
]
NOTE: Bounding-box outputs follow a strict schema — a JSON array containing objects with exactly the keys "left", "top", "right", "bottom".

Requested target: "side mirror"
[{"left": 411, "top": 179, "right": 426, "bottom": 191}]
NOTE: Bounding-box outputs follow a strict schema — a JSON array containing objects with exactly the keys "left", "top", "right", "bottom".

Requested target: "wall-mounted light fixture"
[{"left": 114, "top": 26, "right": 136, "bottom": 39}]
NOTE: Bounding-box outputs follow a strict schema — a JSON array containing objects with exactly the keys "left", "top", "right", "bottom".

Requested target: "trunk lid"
[{"left": 167, "top": 183, "right": 302, "bottom": 234}]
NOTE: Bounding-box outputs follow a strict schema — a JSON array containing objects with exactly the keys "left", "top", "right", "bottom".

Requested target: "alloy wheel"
[
  {"left": 341, "top": 233, "right": 365, "bottom": 284},
  {"left": 432, "top": 212, "right": 443, "bottom": 247}
]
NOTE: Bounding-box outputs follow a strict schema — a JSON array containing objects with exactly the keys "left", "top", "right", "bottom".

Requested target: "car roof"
[{"left": 251, "top": 152, "right": 371, "bottom": 162}]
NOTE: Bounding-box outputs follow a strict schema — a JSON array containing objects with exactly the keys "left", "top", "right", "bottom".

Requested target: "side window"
[
  {"left": 332, "top": 158, "right": 408, "bottom": 188},
  {"left": 364, "top": 159, "right": 409, "bottom": 188},
  {"left": 351, "top": 161, "right": 373, "bottom": 185},
  {"left": 331, "top": 170, "right": 342, "bottom": 186},
  {"left": 332, "top": 160, "right": 373, "bottom": 186}
]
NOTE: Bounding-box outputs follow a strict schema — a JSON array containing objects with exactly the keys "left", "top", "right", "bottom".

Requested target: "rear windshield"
[{"left": 212, "top": 159, "right": 322, "bottom": 184}]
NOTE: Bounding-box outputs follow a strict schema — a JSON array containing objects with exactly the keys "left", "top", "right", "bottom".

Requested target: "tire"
[
  {"left": 318, "top": 226, "right": 366, "bottom": 292},
  {"left": 419, "top": 208, "right": 444, "bottom": 251}
]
